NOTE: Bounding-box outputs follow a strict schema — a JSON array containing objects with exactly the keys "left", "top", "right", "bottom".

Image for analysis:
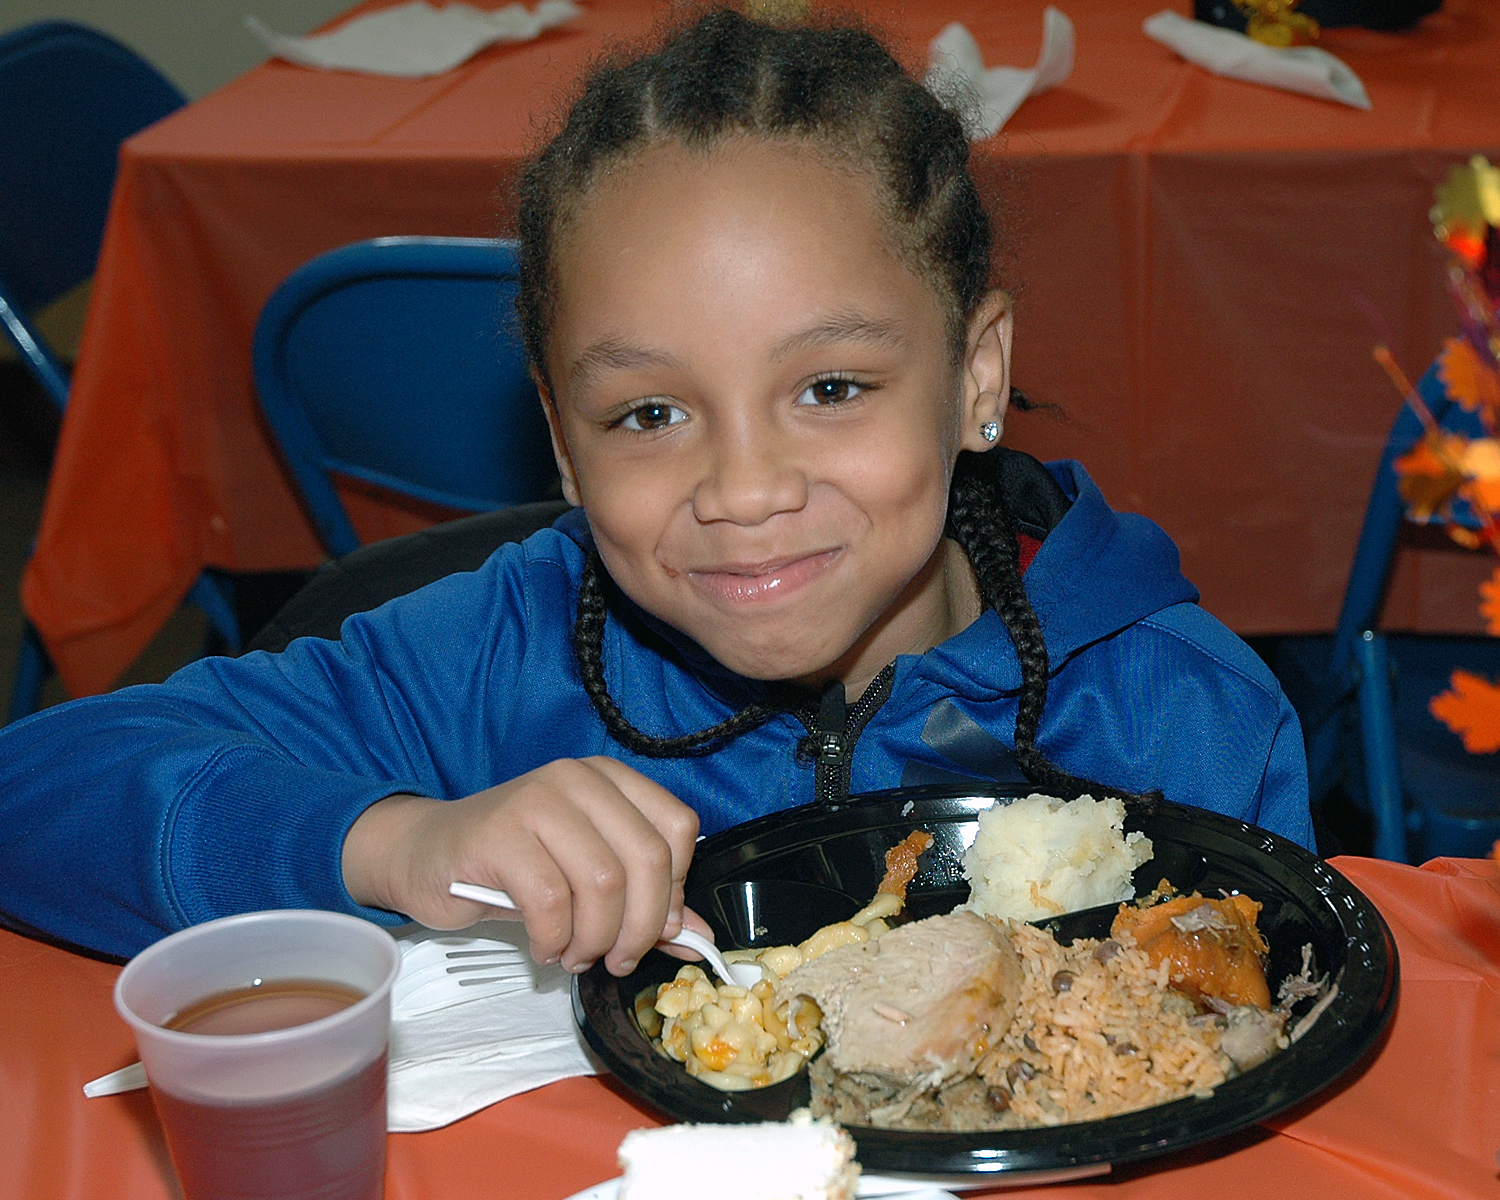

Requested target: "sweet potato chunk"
[{"left": 1111, "top": 892, "right": 1270, "bottom": 1009}]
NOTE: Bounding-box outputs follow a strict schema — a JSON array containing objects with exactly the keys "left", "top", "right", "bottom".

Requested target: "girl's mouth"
[{"left": 686, "top": 549, "right": 841, "bottom": 605}]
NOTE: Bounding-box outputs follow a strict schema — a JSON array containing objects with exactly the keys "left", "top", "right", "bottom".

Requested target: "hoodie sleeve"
[
  {"left": 1136, "top": 606, "right": 1313, "bottom": 847},
  {"left": 1044, "top": 603, "right": 1314, "bottom": 849},
  {"left": 1252, "top": 692, "right": 1316, "bottom": 850},
  {"left": 0, "top": 538, "right": 563, "bottom": 959}
]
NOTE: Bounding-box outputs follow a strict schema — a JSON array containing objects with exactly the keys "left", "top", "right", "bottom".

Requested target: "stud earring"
[{"left": 980, "top": 421, "right": 1000, "bottom": 443}]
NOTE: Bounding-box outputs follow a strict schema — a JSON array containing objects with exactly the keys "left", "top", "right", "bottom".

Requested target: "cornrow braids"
[
  {"left": 516, "top": 8, "right": 993, "bottom": 389},
  {"left": 524, "top": 9, "right": 1146, "bottom": 803},
  {"left": 571, "top": 550, "right": 783, "bottom": 757}
]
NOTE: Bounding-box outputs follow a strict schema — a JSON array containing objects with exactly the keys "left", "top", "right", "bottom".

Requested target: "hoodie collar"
[{"left": 913, "top": 458, "right": 1198, "bottom": 698}]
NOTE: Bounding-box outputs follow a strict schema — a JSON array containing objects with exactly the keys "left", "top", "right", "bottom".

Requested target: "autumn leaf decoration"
[
  {"left": 1429, "top": 672, "right": 1500, "bottom": 753},
  {"left": 1382, "top": 157, "right": 1500, "bottom": 751}
]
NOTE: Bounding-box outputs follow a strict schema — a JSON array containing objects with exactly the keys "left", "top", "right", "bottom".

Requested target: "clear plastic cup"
[{"left": 114, "top": 910, "right": 401, "bottom": 1200}]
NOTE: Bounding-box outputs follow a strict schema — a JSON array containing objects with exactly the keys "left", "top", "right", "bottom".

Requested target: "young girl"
[{"left": 0, "top": 11, "right": 1309, "bottom": 974}]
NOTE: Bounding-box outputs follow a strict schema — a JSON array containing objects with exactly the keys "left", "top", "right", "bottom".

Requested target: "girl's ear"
[
  {"left": 535, "top": 371, "right": 584, "bottom": 507},
  {"left": 958, "top": 290, "right": 1014, "bottom": 453}
]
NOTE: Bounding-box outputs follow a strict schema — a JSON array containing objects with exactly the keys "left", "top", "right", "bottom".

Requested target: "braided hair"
[
  {"left": 570, "top": 550, "right": 785, "bottom": 757},
  {"left": 515, "top": 8, "right": 989, "bottom": 375},
  {"left": 514, "top": 8, "right": 1119, "bottom": 796}
]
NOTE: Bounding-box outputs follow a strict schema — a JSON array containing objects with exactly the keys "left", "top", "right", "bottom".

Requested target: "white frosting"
[{"left": 617, "top": 1113, "right": 858, "bottom": 1200}]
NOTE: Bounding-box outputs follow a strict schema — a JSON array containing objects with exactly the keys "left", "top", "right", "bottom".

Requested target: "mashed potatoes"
[{"left": 961, "top": 794, "right": 1152, "bottom": 921}]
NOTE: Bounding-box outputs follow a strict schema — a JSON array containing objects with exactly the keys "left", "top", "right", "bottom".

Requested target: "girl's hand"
[{"left": 342, "top": 757, "right": 699, "bottom": 976}]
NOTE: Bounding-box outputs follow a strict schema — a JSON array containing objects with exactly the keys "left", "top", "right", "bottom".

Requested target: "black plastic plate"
[{"left": 574, "top": 785, "right": 1398, "bottom": 1178}]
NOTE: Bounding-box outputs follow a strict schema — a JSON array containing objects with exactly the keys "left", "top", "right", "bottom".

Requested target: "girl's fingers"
[
  {"left": 512, "top": 759, "right": 691, "bottom": 973},
  {"left": 555, "top": 788, "right": 669, "bottom": 974},
  {"left": 656, "top": 905, "right": 716, "bottom": 961},
  {"left": 474, "top": 826, "right": 578, "bottom": 964},
  {"left": 582, "top": 756, "right": 699, "bottom": 929},
  {"left": 391, "top": 759, "right": 699, "bottom": 976}
]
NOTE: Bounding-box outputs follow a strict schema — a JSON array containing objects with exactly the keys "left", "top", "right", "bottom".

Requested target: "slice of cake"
[{"left": 616, "top": 1111, "right": 859, "bottom": 1200}]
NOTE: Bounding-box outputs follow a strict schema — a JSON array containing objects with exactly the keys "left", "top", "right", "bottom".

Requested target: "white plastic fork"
[
  {"left": 449, "top": 881, "right": 763, "bottom": 987},
  {"left": 392, "top": 936, "right": 531, "bottom": 1016}
]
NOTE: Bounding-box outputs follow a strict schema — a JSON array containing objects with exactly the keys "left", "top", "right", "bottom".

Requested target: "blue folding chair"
[
  {"left": 1, "top": 21, "right": 239, "bottom": 724},
  {"left": 250, "top": 236, "right": 558, "bottom": 558},
  {"left": 1277, "top": 363, "right": 1500, "bottom": 861}
]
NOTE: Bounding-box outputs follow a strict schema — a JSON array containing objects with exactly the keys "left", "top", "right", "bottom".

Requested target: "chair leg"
[
  {"left": 7, "top": 621, "right": 52, "bottom": 725},
  {"left": 1352, "top": 630, "right": 1409, "bottom": 863},
  {"left": 186, "top": 572, "right": 241, "bottom": 655}
]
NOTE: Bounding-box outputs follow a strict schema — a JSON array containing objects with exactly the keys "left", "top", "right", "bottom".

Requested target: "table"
[
  {"left": 23, "top": 0, "right": 1500, "bottom": 696},
  {"left": 3, "top": 854, "right": 1497, "bottom": 1199}
]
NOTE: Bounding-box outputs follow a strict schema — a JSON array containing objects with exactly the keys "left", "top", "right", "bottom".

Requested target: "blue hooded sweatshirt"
[{"left": 0, "top": 458, "right": 1311, "bottom": 958}]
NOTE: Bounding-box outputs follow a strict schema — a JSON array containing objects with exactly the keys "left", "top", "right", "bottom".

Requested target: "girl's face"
[{"left": 542, "top": 138, "right": 1011, "bottom": 696}]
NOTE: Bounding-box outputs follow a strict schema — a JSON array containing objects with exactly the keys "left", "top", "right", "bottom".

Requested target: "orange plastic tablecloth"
[
  {"left": 23, "top": 0, "right": 1500, "bottom": 696},
  {"left": 2, "top": 854, "right": 1496, "bottom": 1199}
]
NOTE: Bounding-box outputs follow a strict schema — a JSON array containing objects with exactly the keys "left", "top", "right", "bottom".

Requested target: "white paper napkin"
[
  {"left": 1142, "top": 10, "right": 1370, "bottom": 110},
  {"left": 246, "top": 0, "right": 582, "bottom": 78},
  {"left": 386, "top": 921, "right": 601, "bottom": 1132},
  {"left": 924, "top": 7, "right": 1075, "bottom": 141}
]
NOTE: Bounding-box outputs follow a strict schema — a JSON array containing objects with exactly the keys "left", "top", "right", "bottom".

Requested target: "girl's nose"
[{"left": 692, "top": 422, "right": 808, "bottom": 525}]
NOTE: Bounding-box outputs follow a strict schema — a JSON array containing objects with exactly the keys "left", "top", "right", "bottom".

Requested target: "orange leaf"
[
  {"left": 1443, "top": 231, "right": 1488, "bottom": 268},
  {"left": 1430, "top": 670, "right": 1500, "bottom": 753},
  {"left": 1394, "top": 434, "right": 1466, "bottom": 520},
  {"left": 1438, "top": 337, "right": 1500, "bottom": 415},
  {"left": 1469, "top": 477, "right": 1500, "bottom": 515},
  {"left": 1480, "top": 567, "right": 1500, "bottom": 636}
]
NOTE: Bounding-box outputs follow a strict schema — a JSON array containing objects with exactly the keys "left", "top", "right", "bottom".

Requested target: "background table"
[
  {"left": 3, "top": 855, "right": 1497, "bottom": 1199},
  {"left": 23, "top": 0, "right": 1500, "bottom": 695}
]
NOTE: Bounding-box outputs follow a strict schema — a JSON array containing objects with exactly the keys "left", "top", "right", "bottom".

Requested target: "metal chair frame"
[
  {"left": 1288, "top": 363, "right": 1500, "bottom": 860},
  {"left": 250, "top": 236, "right": 557, "bottom": 559},
  {"left": 1, "top": 21, "right": 239, "bottom": 723}
]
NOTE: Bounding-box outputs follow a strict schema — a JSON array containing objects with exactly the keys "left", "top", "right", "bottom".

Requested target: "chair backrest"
[
  {"left": 1330, "top": 361, "right": 1485, "bottom": 668},
  {"left": 0, "top": 21, "right": 185, "bottom": 409},
  {"left": 251, "top": 236, "right": 559, "bottom": 557},
  {"left": 246, "top": 500, "right": 572, "bottom": 653}
]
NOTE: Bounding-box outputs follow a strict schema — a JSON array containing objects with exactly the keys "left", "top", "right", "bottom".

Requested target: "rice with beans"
[{"left": 848, "top": 921, "right": 1234, "bottom": 1132}]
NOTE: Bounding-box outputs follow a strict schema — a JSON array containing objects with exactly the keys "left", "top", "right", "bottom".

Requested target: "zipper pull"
[
  {"left": 794, "top": 665, "right": 894, "bottom": 804},
  {"left": 815, "top": 680, "right": 847, "bottom": 762},
  {"left": 814, "top": 680, "right": 848, "bottom": 803}
]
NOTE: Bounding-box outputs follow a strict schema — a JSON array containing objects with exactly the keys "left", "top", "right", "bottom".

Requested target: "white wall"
[{"left": 0, "top": 0, "right": 353, "bottom": 98}]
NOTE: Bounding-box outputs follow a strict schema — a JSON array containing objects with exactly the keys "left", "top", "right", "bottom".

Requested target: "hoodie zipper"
[{"left": 797, "top": 662, "right": 896, "bottom": 804}]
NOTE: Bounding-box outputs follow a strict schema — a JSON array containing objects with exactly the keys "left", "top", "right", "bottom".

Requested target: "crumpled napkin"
[
  {"left": 387, "top": 921, "right": 600, "bottom": 1132},
  {"left": 1143, "top": 10, "right": 1370, "bottom": 110},
  {"left": 923, "top": 7, "right": 1074, "bottom": 140},
  {"left": 246, "top": 0, "right": 582, "bottom": 78}
]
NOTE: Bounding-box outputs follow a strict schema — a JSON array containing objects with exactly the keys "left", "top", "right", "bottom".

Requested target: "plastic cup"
[{"left": 114, "top": 910, "right": 401, "bottom": 1200}]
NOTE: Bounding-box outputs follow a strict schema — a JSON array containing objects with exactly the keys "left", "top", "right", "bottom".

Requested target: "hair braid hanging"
[
  {"left": 946, "top": 456, "right": 1144, "bottom": 803},
  {"left": 572, "top": 551, "right": 781, "bottom": 757}
]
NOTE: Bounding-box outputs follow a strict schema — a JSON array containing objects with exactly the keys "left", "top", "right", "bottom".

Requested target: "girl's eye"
[
  {"left": 796, "top": 377, "right": 866, "bottom": 407},
  {"left": 616, "top": 400, "right": 687, "bottom": 431}
]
